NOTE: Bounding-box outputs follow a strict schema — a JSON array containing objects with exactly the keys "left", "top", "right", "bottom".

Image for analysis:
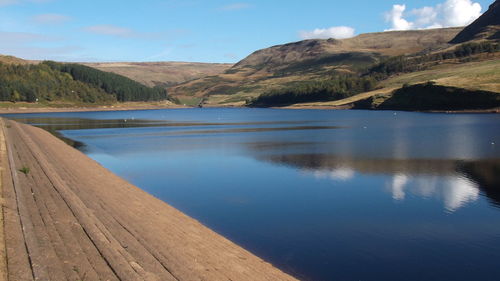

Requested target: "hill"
[
  {"left": 169, "top": 0, "right": 500, "bottom": 109},
  {"left": 0, "top": 55, "right": 33, "bottom": 65},
  {"left": 265, "top": 40, "right": 500, "bottom": 109},
  {"left": 0, "top": 60, "right": 168, "bottom": 105},
  {"left": 283, "top": 0, "right": 500, "bottom": 112},
  {"left": 450, "top": 0, "right": 500, "bottom": 43},
  {"left": 168, "top": 27, "right": 462, "bottom": 106},
  {"left": 83, "top": 61, "right": 232, "bottom": 87},
  {"left": 234, "top": 28, "right": 461, "bottom": 72}
]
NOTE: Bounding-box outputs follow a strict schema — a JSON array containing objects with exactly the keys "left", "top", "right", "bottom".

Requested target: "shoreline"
[
  {"left": 0, "top": 102, "right": 188, "bottom": 115},
  {"left": 1, "top": 104, "right": 499, "bottom": 114},
  {"left": 0, "top": 118, "right": 298, "bottom": 280},
  {"left": 280, "top": 105, "right": 500, "bottom": 113}
]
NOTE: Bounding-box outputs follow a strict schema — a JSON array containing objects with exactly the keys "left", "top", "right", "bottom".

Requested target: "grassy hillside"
[
  {"left": 168, "top": 27, "right": 462, "bottom": 106},
  {"left": 233, "top": 28, "right": 461, "bottom": 72},
  {"left": 0, "top": 61, "right": 168, "bottom": 105},
  {"left": 285, "top": 58, "right": 500, "bottom": 109},
  {"left": 0, "top": 55, "right": 32, "bottom": 65},
  {"left": 84, "top": 61, "right": 232, "bottom": 87},
  {"left": 250, "top": 41, "right": 499, "bottom": 106}
]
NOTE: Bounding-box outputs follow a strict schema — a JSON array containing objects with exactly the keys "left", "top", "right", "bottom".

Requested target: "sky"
[{"left": 0, "top": 0, "right": 493, "bottom": 63}]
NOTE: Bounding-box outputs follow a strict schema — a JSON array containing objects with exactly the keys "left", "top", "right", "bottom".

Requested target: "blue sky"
[{"left": 0, "top": 0, "right": 492, "bottom": 63}]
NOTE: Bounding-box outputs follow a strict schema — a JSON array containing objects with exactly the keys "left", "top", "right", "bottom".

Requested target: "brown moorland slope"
[
  {"left": 168, "top": 27, "right": 462, "bottom": 105},
  {"left": 0, "top": 55, "right": 33, "bottom": 65},
  {"left": 234, "top": 27, "right": 462, "bottom": 72},
  {"left": 84, "top": 61, "right": 232, "bottom": 87}
]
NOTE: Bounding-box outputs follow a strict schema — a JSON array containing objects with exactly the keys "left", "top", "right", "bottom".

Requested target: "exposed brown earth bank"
[
  {"left": 0, "top": 101, "right": 186, "bottom": 114},
  {"left": 0, "top": 118, "right": 298, "bottom": 281}
]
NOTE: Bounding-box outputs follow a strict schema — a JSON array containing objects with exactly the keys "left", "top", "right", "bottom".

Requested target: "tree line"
[
  {"left": 0, "top": 61, "right": 168, "bottom": 104},
  {"left": 368, "top": 41, "right": 500, "bottom": 77},
  {"left": 43, "top": 61, "right": 167, "bottom": 102},
  {"left": 248, "top": 75, "right": 377, "bottom": 106}
]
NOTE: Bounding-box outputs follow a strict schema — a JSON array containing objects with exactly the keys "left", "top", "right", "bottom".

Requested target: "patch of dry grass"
[
  {"left": 84, "top": 62, "right": 232, "bottom": 87},
  {"left": 380, "top": 58, "right": 500, "bottom": 92},
  {"left": 283, "top": 57, "right": 499, "bottom": 108}
]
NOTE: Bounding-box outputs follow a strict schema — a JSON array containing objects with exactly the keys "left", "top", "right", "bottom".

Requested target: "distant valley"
[{"left": 83, "top": 62, "right": 232, "bottom": 88}]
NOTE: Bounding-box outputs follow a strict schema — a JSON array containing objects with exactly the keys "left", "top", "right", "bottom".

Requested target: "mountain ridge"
[{"left": 168, "top": 27, "right": 464, "bottom": 105}]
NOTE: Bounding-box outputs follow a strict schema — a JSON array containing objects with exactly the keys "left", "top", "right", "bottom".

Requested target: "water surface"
[{"left": 6, "top": 108, "right": 500, "bottom": 281}]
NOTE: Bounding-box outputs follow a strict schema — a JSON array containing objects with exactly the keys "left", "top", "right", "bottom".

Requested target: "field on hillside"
[
  {"left": 85, "top": 62, "right": 232, "bottom": 87},
  {"left": 379, "top": 56, "right": 500, "bottom": 92},
  {"left": 287, "top": 58, "right": 500, "bottom": 108}
]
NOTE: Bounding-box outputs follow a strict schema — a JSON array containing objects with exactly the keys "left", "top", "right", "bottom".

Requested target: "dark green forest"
[
  {"left": 0, "top": 61, "right": 168, "bottom": 104},
  {"left": 248, "top": 75, "right": 376, "bottom": 106},
  {"left": 44, "top": 62, "right": 167, "bottom": 102},
  {"left": 368, "top": 41, "right": 500, "bottom": 77}
]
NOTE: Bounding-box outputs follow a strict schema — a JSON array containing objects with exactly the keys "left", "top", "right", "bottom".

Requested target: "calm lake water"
[{"left": 5, "top": 108, "right": 500, "bottom": 281}]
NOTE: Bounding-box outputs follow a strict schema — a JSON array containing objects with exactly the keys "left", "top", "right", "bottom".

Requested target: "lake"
[{"left": 5, "top": 108, "right": 500, "bottom": 281}]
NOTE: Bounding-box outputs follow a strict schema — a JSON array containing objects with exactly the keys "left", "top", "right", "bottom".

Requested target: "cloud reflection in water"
[
  {"left": 389, "top": 174, "right": 480, "bottom": 212},
  {"left": 274, "top": 154, "right": 492, "bottom": 213}
]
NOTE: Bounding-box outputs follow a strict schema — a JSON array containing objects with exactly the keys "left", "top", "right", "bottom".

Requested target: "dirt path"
[{"left": 0, "top": 118, "right": 298, "bottom": 281}]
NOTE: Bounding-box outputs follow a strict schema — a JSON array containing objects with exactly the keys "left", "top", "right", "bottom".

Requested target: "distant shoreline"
[
  {"left": 280, "top": 105, "right": 500, "bottom": 113},
  {"left": 0, "top": 102, "right": 187, "bottom": 114},
  {"left": 0, "top": 102, "right": 498, "bottom": 114}
]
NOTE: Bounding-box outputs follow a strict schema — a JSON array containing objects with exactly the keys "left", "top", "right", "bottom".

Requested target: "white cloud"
[
  {"left": 145, "top": 47, "right": 174, "bottom": 61},
  {"left": 299, "top": 26, "right": 356, "bottom": 40},
  {"left": 0, "top": 30, "right": 58, "bottom": 44},
  {"left": 385, "top": 4, "right": 414, "bottom": 31},
  {"left": 438, "top": 0, "right": 482, "bottom": 27},
  {"left": 83, "top": 25, "right": 169, "bottom": 40},
  {"left": 0, "top": 0, "right": 18, "bottom": 6},
  {"left": 84, "top": 25, "right": 135, "bottom": 37},
  {"left": 411, "top": 6, "right": 438, "bottom": 27},
  {"left": 0, "top": 0, "right": 52, "bottom": 6},
  {"left": 32, "top": 13, "right": 71, "bottom": 24},
  {"left": 219, "top": 2, "right": 251, "bottom": 11},
  {"left": 0, "top": 31, "right": 80, "bottom": 61},
  {"left": 385, "top": 0, "right": 482, "bottom": 31}
]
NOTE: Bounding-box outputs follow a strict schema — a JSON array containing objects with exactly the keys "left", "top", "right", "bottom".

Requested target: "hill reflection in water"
[{"left": 253, "top": 153, "right": 499, "bottom": 212}]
